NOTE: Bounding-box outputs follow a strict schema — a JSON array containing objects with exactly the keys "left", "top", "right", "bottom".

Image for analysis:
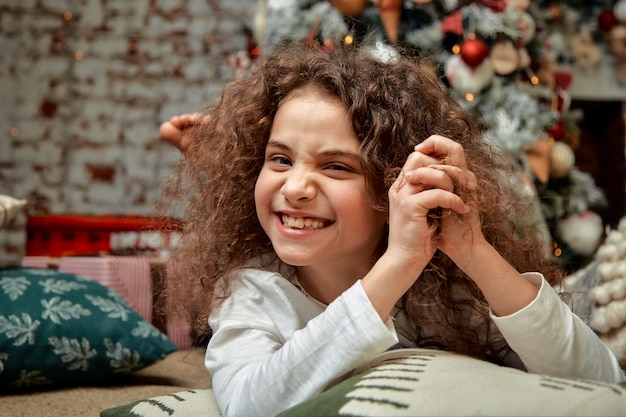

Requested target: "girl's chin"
[{"left": 274, "top": 253, "right": 312, "bottom": 267}]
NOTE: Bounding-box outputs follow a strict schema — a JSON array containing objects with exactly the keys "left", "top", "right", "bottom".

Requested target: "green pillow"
[
  {"left": 0, "top": 267, "right": 176, "bottom": 390},
  {"left": 278, "top": 349, "right": 626, "bottom": 417}
]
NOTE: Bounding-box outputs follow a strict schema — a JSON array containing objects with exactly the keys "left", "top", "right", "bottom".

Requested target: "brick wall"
[{"left": 0, "top": 0, "right": 252, "bottom": 265}]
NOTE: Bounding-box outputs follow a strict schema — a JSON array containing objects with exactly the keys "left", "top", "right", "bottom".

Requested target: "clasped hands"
[{"left": 387, "top": 135, "right": 484, "bottom": 271}]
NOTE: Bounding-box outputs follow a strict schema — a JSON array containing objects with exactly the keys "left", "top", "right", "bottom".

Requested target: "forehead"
[{"left": 269, "top": 85, "right": 359, "bottom": 151}]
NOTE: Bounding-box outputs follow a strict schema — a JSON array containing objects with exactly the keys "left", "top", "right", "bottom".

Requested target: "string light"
[
  {"left": 75, "top": 51, "right": 84, "bottom": 60},
  {"left": 64, "top": 11, "right": 72, "bottom": 20}
]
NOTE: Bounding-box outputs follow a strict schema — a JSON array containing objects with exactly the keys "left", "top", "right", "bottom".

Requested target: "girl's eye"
[
  {"left": 269, "top": 155, "right": 291, "bottom": 166},
  {"left": 325, "top": 163, "right": 352, "bottom": 172}
]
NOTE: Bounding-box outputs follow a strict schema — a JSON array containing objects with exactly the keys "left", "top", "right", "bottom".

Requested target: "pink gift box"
[{"left": 21, "top": 255, "right": 193, "bottom": 350}]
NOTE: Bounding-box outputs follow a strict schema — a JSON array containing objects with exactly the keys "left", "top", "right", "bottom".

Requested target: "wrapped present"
[{"left": 26, "top": 214, "right": 182, "bottom": 257}]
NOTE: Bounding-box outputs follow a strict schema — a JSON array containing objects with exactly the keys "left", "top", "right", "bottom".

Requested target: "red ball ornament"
[
  {"left": 598, "top": 9, "right": 619, "bottom": 32},
  {"left": 548, "top": 120, "right": 566, "bottom": 141},
  {"left": 460, "top": 38, "right": 489, "bottom": 68}
]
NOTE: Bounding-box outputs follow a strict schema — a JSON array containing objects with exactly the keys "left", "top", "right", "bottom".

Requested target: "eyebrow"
[{"left": 266, "top": 140, "right": 361, "bottom": 161}]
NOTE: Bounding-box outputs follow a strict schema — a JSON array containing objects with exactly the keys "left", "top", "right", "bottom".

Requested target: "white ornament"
[
  {"left": 556, "top": 211, "right": 603, "bottom": 256},
  {"left": 444, "top": 54, "right": 494, "bottom": 95},
  {"left": 615, "top": 0, "right": 626, "bottom": 23}
]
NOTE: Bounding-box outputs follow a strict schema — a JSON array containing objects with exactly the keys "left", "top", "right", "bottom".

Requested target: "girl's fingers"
[
  {"left": 404, "top": 165, "right": 476, "bottom": 195},
  {"left": 414, "top": 135, "right": 467, "bottom": 168},
  {"left": 403, "top": 166, "right": 455, "bottom": 193},
  {"left": 392, "top": 168, "right": 470, "bottom": 215},
  {"left": 410, "top": 188, "right": 470, "bottom": 215}
]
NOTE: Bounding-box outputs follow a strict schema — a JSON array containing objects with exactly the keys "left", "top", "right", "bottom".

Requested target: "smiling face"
[{"left": 254, "top": 86, "right": 388, "bottom": 299}]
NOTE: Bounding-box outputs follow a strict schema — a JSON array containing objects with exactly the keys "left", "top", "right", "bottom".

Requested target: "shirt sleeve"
[
  {"left": 205, "top": 272, "right": 398, "bottom": 417},
  {"left": 491, "top": 272, "right": 625, "bottom": 383}
]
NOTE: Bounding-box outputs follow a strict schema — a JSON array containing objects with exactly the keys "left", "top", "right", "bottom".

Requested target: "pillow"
[
  {"left": 0, "top": 267, "right": 176, "bottom": 390},
  {"left": 100, "top": 389, "right": 221, "bottom": 417},
  {"left": 278, "top": 349, "right": 626, "bottom": 417},
  {"left": 100, "top": 348, "right": 626, "bottom": 417},
  {"left": 0, "top": 194, "right": 26, "bottom": 228}
]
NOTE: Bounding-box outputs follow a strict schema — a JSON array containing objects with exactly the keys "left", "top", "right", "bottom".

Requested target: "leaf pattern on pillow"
[
  {"left": 85, "top": 294, "right": 131, "bottom": 321},
  {"left": 12, "top": 369, "right": 51, "bottom": 388},
  {"left": 39, "top": 278, "right": 87, "bottom": 294},
  {"left": 105, "top": 338, "right": 144, "bottom": 373},
  {"left": 49, "top": 336, "right": 98, "bottom": 371},
  {"left": 0, "top": 276, "right": 30, "bottom": 301},
  {"left": 41, "top": 297, "right": 91, "bottom": 324},
  {"left": 0, "top": 313, "right": 40, "bottom": 346},
  {"left": 132, "top": 320, "right": 169, "bottom": 339}
]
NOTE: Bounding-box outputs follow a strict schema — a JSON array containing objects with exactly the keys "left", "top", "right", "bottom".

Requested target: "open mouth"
[{"left": 281, "top": 214, "right": 326, "bottom": 230}]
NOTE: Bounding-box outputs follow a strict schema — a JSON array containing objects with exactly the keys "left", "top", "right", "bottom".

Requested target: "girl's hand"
[
  {"left": 387, "top": 135, "right": 471, "bottom": 271},
  {"left": 159, "top": 112, "right": 204, "bottom": 151},
  {"left": 393, "top": 135, "right": 484, "bottom": 270},
  {"left": 412, "top": 136, "right": 485, "bottom": 269}
]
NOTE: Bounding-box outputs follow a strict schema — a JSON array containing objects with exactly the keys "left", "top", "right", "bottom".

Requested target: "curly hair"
[{"left": 158, "top": 42, "right": 564, "bottom": 359}]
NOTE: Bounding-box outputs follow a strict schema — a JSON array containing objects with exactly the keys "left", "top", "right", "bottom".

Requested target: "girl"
[{"left": 160, "top": 43, "right": 624, "bottom": 417}]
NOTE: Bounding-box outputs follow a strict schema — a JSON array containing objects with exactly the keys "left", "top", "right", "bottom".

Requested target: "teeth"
[{"left": 282, "top": 215, "right": 324, "bottom": 230}]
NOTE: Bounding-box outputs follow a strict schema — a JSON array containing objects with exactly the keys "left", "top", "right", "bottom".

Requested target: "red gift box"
[{"left": 26, "top": 214, "right": 182, "bottom": 257}]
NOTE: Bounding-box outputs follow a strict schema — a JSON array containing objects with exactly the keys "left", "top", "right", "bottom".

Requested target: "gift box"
[{"left": 26, "top": 214, "right": 182, "bottom": 257}]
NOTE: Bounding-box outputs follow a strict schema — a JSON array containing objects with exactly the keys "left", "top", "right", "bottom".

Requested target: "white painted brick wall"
[{"left": 0, "top": 0, "right": 252, "bottom": 265}]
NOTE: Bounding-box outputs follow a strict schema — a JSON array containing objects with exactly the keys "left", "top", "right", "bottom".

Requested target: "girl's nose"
[{"left": 280, "top": 166, "right": 316, "bottom": 202}]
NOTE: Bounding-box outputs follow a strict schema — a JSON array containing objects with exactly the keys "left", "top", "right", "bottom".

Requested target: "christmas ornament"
[
  {"left": 598, "top": 9, "right": 619, "bottom": 32},
  {"left": 489, "top": 39, "right": 519, "bottom": 75},
  {"left": 441, "top": 11, "right": 463, "bottom": 35},
  {"left": 557, "top": 211, "right": 604, "bottom": 257},
  {"left": 549, "top": 140, "right": 575, "bottom": 179},
  {"left": 548, "top": 120, "right": 565, "bottom": 141},
  {"left": 525, "top": 139, "right": 552, "bottom": 183},
  {"left": 460, "top": 38, "right": 489, "bottom": 68},
  {"left": 615, "top": 0, "right": 626, "bottom": 23},
  {"left": 376, "top": 0, "right": 402, "bottom": 43},
  {"left": 330, "top": 0, "right": 368, "bottom": 16},
  {"left": 445, "top": 54, "right": 494, "bottom": 95},
  {"left": 253, "top": 0, "right": 269, "bottom": 48}
]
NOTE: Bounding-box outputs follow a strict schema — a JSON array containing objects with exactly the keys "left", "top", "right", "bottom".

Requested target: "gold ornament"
[{"left": 549, "top": 141, "right": 575, "bottom": 179}]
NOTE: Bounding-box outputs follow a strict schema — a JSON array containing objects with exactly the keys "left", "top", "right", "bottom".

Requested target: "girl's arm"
[{"left": 403, "top": 135, "right": 623, "bottom": 382}]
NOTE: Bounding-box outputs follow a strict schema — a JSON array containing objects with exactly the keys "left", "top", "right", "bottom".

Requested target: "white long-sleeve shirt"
[{"left": 205, "top": 269, "right": 625, "bottom": 417}]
